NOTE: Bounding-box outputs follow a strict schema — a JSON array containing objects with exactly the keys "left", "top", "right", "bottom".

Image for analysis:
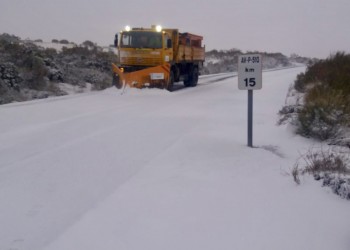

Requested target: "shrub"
[
  {"left": 90, "top": 74, "right": 112, "bottom": 90},
  {"left": 62, "top": 46, "right": 91, "bottom": 56},
  {"left": 298, "top": 86, "right": 348, "bottom": 140},
  {"left": 292, "top": 147, "right": 350, "bottom": 199},
  {"left": 22, "top": 55, "right": 48, "bottom": 89},
  {"left": 82, "top": 40, "right": 96, "bottom": 48},
  {"left": 44, "top": 48, "right": 57, "bottom": 58},
  {"left": 292, "top": 52, "right": 350, "bottom": 141},
  {"left": 0, "top": 33, "right": 20, "bottom": 44},
  {"left": 60, "top": 39, "right": 69, "bottom": 44},
  {"left": 294, "top": 72, "right": 306, "bottom": 92},
  {"left": 292, "top": 147, "right": 350, "bottom": 182}
]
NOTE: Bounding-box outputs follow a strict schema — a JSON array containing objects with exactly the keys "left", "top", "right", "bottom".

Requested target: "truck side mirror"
[
  {"left": 114, "top": 34, "right": 118, "bottom": 47},
  {"left": 167, "top": 39, "right": 172, "bottom": 48}
]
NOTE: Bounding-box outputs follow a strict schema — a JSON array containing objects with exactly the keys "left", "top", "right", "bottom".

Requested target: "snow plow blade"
[{"left": 112, "top": 63, "right": 171, "bottom": 89}]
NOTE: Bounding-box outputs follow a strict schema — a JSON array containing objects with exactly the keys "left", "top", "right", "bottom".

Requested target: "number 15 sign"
[{"left": 238, "top": 54, "right": 262, "bottom": 90}]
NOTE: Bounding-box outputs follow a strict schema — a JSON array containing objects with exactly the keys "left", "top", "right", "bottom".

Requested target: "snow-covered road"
[{"left": 1, "top": 67, "right": 349, "bottom": 250}]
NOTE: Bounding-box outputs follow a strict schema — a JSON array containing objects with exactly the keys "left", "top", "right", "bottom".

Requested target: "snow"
[
  {"left": 0, "top": 67, "right": 349, "bottom": 250},
  {"left": 33, "top": 41, "right": 75, "bottom": 51},
  {"left": 57, "top": 82, "right": 93, "bottom": 95}
]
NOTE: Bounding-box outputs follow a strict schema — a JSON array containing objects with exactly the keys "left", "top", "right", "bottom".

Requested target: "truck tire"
[
  {"left": 184, "top": 67, "right": 199, "bottom": 87},
  {"left": 166, "top": 70, "right": 174, "bottom": 91}
]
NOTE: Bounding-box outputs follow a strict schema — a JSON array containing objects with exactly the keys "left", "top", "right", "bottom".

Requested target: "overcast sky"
[{"left": 1, "top": 0, "right": 349, "bottom": 58}]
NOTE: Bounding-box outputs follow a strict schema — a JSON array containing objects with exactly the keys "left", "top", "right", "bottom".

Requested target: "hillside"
[
  {"left": 0, "top": 33, "right": 116, "bottom": 104},
  {"left": 203, "top": 48, "right": 313, "bottom": 74}
]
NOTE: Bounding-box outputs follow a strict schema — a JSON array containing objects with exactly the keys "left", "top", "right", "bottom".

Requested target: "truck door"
[{"left": 163, "top": 33, "right": 173, "bottom": 63}]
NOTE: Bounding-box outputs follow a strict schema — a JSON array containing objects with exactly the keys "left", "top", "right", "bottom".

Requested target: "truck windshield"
[{"left": 121, "top": 31, "right": 162, "bottom": 49}]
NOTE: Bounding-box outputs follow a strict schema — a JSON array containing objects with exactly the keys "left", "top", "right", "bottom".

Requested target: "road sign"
[
  {"left": 238, "top": 54, "right": 262, "bottom": 90},
  {"left": 237, "top": 54, "right": 262, "bottom": 147}
]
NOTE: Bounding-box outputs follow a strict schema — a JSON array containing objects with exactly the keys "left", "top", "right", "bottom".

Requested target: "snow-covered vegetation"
[
  {"left": 279, "top": 52, "right": 350, "bottom": 198},
  {"left": 0, "top": 33, "right": 117, "bottom": 104},
  {"left": 203, "top": 48, "right": 313, "bottom": 75},
  {"left": 280, "top": 52, "right": 350, "bottom": 144}
]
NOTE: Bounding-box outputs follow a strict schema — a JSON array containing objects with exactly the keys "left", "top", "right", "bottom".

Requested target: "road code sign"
[
  {"left": 238, "top": 54, "right": 262, "bottom": 90},
  {"left": 237, "top": 54, "right": 262, "bottom": 147}
]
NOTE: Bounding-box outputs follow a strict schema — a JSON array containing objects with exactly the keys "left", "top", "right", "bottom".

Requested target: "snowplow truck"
[{"left": 112, "top": 25, "right": 205, "bottom": 91}]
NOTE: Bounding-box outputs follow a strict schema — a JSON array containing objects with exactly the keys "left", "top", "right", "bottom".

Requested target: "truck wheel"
[
  {"left": 184, "top": 67, "right": 199, "bottom": 87},
  {"left": 191, "top": 67, "right": 199, "bottom": 87},
  {"left": 113, "top": 74, "right": 122, "bottom": 89},
  {"left": 167, "top": 71, "right": 174, "bottom": 91}
]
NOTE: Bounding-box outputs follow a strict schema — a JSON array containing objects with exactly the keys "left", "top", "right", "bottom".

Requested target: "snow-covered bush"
[
  {"left": 0, "top": 62, "right": 22, "bottom": 90},
  {"left": 281, "top": 52, "right": 350, "bottom": 143},
  {"left": 292, "top": 147, "right": 350, "bottom": 200},
  {"left": 316, "top": 174, "right": 350, "bottom": 200},
  {"left": 298, "top": 95, "right": 347, "bottom": 140},
  {"left": 0, "top": 33, "right": 20, "bottom": 44},
  {"left": 0, "top": 33, "right": 117, "bottom": 104},
  {"left": 22, "top": 55, "right": 48, "bottom": 90},
  {"left": 59, "top": 39, "right": 70, "bottom": 44}
]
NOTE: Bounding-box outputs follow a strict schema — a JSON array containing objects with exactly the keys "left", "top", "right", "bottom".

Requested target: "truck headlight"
[{"left": 156, "top": 25, "right": 162, "bottom": 32}]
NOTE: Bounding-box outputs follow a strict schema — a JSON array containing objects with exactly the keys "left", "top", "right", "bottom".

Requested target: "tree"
[
  {"left": 82, "top": 40, "right": 96, "bottom": 49},
  {"left": 59, "top": 39, "right": 69, "bottom": 44}
]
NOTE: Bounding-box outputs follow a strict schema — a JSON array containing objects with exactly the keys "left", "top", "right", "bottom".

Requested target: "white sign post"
[{"left": 238, "top": 54, "right": 262, "bottom": 147}]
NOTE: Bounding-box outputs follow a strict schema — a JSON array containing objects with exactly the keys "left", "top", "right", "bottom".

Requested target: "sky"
[{"left": 0, "top": 0, "right": 349, "bottom": 59}]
